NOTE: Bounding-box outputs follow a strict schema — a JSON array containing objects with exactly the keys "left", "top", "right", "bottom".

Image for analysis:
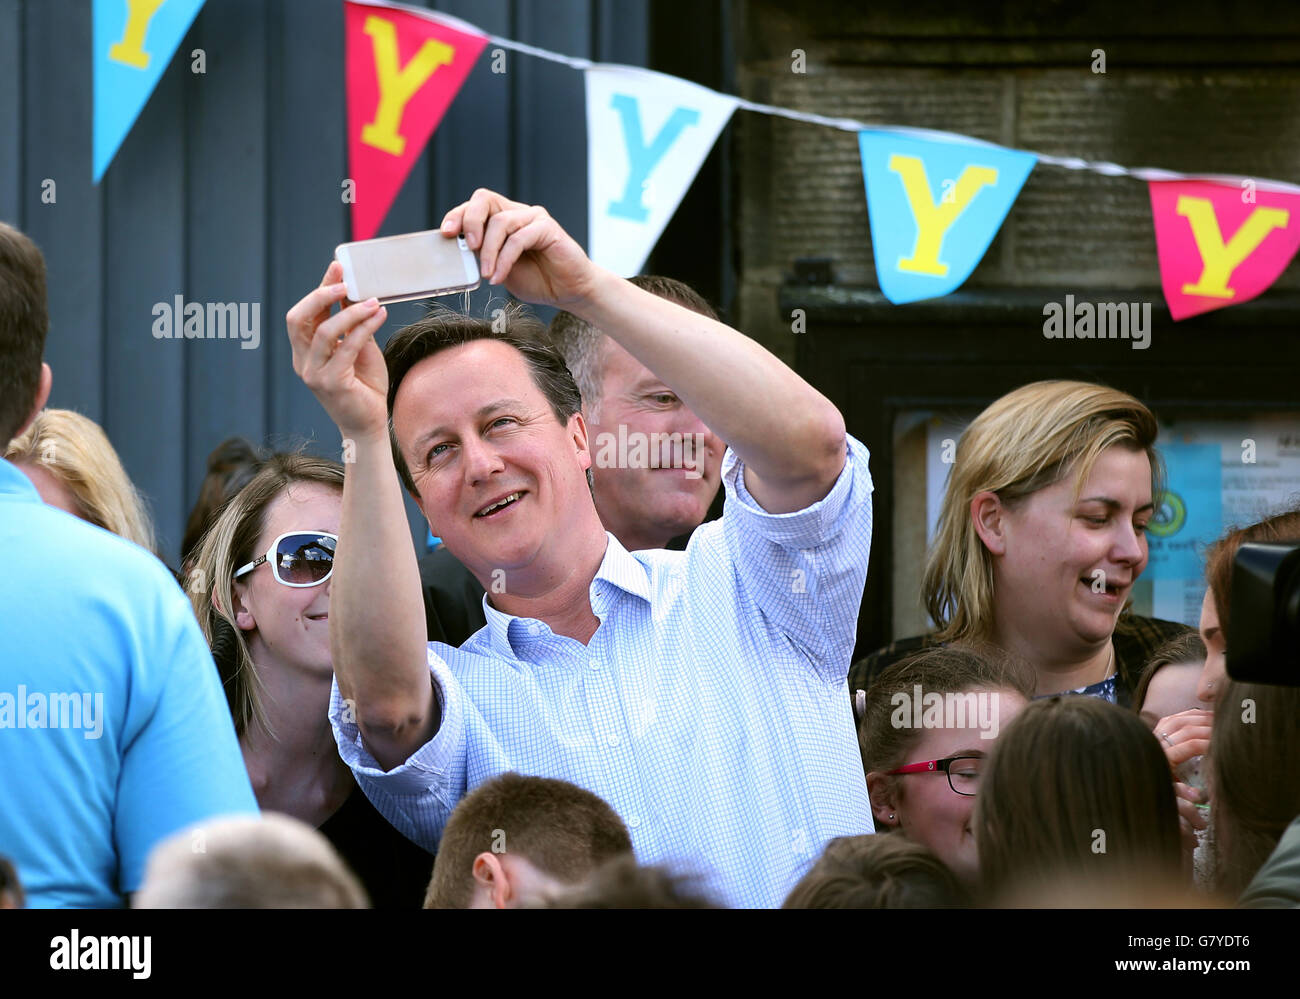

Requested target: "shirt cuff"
[
  {"left": 327, "top": 646, "right": 465, "bottom": 796},
  {"left": 721, "top": 433, "right": 872, "bottom": 547}
]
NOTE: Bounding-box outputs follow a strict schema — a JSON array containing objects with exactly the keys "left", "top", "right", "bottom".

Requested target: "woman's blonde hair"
[
  {"left": 5, "top": 407, "right": 158, "bottom": 554},
  {"left": 923, "top": 380, "right": 1162, "bottom": 643},
  {"left": 188, "top": 453, "right": 344, "bottom": 738}
]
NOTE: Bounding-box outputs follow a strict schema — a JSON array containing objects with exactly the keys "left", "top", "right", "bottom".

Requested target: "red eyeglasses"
[{"left": 887, "top": 755, "right": 984, "bottom": 796}]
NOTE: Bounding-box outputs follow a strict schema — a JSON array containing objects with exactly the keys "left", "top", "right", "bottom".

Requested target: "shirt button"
[
  {"left": 607, "top": 733, "right": 620, "bottom": 746},
  {"left": 589, "top": 658, "right": 602, "bottom": 671},
  {"left": 528, "top": 622, "right": 542, "bottom": 635},
  {"left": 627, "top": 814, "right": 641, "bottom": 829}
]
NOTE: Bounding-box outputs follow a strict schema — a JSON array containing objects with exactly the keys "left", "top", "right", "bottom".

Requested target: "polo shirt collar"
[{"left": 0, "top": 457, "right": 40, "bottom": 502}]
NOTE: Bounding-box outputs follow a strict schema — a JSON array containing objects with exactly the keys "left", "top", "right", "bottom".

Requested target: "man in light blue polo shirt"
[
  {"left": 286, "top": 190, "right": 874, "bottom": 907},
  {"left": 0, "top": 221, "right": 257, "bottom": 907}
]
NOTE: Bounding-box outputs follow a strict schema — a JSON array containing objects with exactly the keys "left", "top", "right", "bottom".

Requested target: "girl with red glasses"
[{"left": 859, "top": 646, "right": 1033, "bottom": 887}]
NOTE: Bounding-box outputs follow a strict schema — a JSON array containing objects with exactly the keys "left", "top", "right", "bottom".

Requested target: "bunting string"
[
  {"left": 352, "top": 0, "right": 1300, "bottom": 194},
  {"left": 92, "top": 0, "right": 1300, "bottom": 318}
]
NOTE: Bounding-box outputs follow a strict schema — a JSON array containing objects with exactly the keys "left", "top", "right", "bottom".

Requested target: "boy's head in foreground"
[{"left": 424, "top": 773, "right": 633, "bottom": 909}]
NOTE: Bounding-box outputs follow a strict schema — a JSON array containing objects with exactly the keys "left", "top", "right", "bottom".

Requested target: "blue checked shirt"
[{"left": 329, "top": 436, "right": 875, "bottom": 908}]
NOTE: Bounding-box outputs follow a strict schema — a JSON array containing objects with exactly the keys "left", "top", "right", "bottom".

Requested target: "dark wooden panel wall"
[{"left": 1, "top": 0, "right": 740, "bottom": 564}]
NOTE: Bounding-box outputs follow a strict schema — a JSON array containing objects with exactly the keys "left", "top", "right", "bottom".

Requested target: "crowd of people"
[{"left": 2, "top": 192, "right": 1298, "bottom": 909}]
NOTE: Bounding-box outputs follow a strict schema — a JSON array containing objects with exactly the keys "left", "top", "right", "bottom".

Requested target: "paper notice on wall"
[
  {"left": 1130, "top": 443, "right": 1221, "bottom": 626},
  {"left": 925, "top": 417, "right": 968, "bottom": 543},
  {"left": 1139, "top": 418, "right": 1300, "bottom": 625}
]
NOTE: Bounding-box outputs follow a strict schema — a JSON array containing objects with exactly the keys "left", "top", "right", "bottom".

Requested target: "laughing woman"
[
  {"left": 189, "top": 453, "right": 433, "bottom": 908},
  {"left": 851, "top": 381, "right": 1189, "bottom": 716}
]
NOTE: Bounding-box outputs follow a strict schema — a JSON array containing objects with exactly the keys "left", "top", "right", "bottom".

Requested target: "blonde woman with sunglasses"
[{"left": 189, "top": 453, "right": 432, "bottom": 908}]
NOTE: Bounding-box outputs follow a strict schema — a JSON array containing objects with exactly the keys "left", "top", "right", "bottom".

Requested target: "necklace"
[{"left": 1098, "top": 643, "right": 1115, "bottom": 685}]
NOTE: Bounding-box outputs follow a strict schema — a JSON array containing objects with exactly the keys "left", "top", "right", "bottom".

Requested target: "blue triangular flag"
[
  {"left": 858, "top": 130, "right": 1036, "bottom": 304},
  {"left": 94, "top": 0, "right": 207, "bottom": 183}
]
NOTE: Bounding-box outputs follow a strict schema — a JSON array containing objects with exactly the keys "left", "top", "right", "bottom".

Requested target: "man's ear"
[
  {"left": 970, "top": 490, "right": 1009, "bottom": 557},
  {"left": 408, "top": 487, "right": 437, "bottom": 539},
  {"left": 12, "top": 363, "right": 52, "bottom": 443},
  {"left": 568, "top": 411, "right": 592, "bottom": 473},
  {"left": 866, "top": 772, "right": 900, "bottom": 829},
  {"left": 472, "top": 852, "right": 513, "bottom": 909}
]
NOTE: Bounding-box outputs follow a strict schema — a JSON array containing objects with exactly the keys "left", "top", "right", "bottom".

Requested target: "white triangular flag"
[{"left": 586, "top": 65, "right": 737, "bottom": 277}]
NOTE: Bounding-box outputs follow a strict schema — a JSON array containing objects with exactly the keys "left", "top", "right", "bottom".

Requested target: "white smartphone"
[{"left": 334, "top": 230, "right": 480, "bottom": 305}]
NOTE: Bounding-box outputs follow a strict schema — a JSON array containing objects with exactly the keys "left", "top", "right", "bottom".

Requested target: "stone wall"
[
  {"left": 732, "top": 0, "right": 1300, "bottom": 365},
  {"left": 730, "top": 1, "right": 1300, "bottom": 642}
]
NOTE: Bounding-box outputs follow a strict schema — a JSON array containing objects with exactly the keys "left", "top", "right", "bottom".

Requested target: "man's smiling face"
[
  {"left": 392, "top": 339, "right": 595, "bottom": 584},
  {"left": 585, "top": 337, "right": 722, "bottom": 550}
]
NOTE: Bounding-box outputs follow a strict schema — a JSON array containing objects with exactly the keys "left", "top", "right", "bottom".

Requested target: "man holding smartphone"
[{"left": 285, "top": 189, "right": 874, "bottom": 907}]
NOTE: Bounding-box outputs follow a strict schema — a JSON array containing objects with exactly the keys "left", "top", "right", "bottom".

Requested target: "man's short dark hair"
[
  {"left": 424, "top": 773, "right": 633, "bottom": 908},
  {"left": 0, "top": 222, "right": 50, "bottom": 444},
  {"left": 542, "top": 855, "right": 719, "bottom": 909},
  {"left": 781, "top": 835, "right": 971, "bottom": 909},
  {"left": 384, "top": 303, "right": 584, "bottom": 495},
  {"left": 548, "top": 275, "right": 716, "bottom": 422}
]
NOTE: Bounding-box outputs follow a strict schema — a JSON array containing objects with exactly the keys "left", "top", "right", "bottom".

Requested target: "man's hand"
[
  {"left": 286, "top": 260, "right": 389, "bottom": 438},
  {"left": 440, "top": 189, "right": 600, "bottom": 309},
  {"left": 444, "top": 188, "right": 846, "bottom": 513}
]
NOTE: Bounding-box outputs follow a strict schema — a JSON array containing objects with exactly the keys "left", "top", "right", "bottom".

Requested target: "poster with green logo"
[{"left": 1132, "top": 442, "right": 1221, "bottom": 626}]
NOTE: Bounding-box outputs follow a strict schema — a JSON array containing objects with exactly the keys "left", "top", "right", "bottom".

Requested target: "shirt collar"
[
  {"left": 479, "top": 532, "right": 654, "bottom": 658},
  {"left": 0, "top": 457, "right": 40, "bottom": 502}
]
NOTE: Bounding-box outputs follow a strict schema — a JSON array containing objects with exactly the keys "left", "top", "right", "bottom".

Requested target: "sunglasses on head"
[{"left": 235, "top": 531, "right": 338, "bottom": 587}]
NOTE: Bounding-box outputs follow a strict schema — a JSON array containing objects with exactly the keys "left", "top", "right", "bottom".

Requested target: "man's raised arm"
[
  {"left": 441, "top": 190, "right": 847, "bottom": 514},
  {"left": 286, "top": 261, "right": 436, "bottom": 771}
]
